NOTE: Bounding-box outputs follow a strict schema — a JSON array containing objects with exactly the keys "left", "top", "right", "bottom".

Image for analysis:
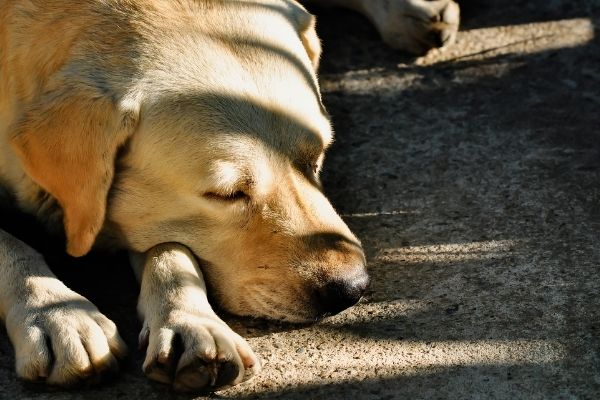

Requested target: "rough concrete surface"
[{"left": 1, "top": 0, "right": 600, "bottom": 399}]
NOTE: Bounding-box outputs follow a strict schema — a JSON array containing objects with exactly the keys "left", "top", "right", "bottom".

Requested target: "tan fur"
[
  {"left": 0, "top": 0, "right": 459, "bottom": 392},
  {"left": 11, "top": 94, "right": 138, "bottom": 256}
]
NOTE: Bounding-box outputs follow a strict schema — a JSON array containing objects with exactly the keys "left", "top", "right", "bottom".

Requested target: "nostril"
[{"left": 316, "top": 271, "right": 369, "bottom": 317}]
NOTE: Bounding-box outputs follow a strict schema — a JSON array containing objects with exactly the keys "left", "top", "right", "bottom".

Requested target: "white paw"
[
  {"left": 373, "top": 0, "right": 460, "bottom": 53},
  {"left": 5, "top": 290, "right": 127, "bottom": 386},
  {"left": 140, "top": 310, "right": 260, "bottom": 392}
]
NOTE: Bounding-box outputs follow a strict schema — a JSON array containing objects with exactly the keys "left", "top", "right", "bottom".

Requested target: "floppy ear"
[
  {"left": 10, "top": 89, "right": 138, "bottom": 257},
  {"left": 291, "top": 6, "right": 322, "bottom": 71}
]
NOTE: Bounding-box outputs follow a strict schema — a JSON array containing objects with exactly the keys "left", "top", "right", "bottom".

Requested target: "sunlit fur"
[
  {"left": 0, "top": 0, "right": 360, "bottom": 319},
  {"left": 0, "top": 0, "right": 462, "bottom": 389}
]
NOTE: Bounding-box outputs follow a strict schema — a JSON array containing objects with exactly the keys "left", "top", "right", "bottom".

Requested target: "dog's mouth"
[
  {"left": 182, "top": 236, "right": 369, "bottom": 323},
  {"left": 209, "top": 276, "right": 323, "bottom": 323}
]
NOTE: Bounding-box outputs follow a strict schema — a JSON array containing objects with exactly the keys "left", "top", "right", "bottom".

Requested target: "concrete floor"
[{"left": 1, "top": 0, "right": 600, "bottom": 399}]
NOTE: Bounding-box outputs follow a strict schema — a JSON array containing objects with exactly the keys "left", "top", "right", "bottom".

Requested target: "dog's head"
[{"left": 10, "top": 0, "right": 367, "bottom": 322}]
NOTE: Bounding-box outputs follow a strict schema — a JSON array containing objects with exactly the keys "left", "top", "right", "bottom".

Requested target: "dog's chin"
[
  {"left": 237, "top": 308, "right": 323, "bottom": 325},
  {"left": 208, "top": 297, "right": 323, "bottom": 325},
  {"left": 210, "top": 291, "right": 324, "bottom": 324},
  {"left": 185, "top": 250, "right": 326, "bottom": 324},
  {"left": 214, "top": 296, "right": 321, "bottom": 324}
]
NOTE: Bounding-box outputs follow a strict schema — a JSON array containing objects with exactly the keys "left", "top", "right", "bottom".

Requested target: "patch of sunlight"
[
  {"left": 330, "top": 298, "right": 430, "bottom": 323},
  {"left": 230, "top": 337, "right": 566, "bottom": 394},
  {"left": 377, "top": 239, "right": 521, "bottom": 264},
  {"left": 300, "top": 338, "right": 565, "bottom": 372},
  {"left": 418, "top": 18, "right": 595, "bottom": 66},
  {"left": 341, "top": 210, "right": 420, "bottom": 218},
  {"left": 320, "top": 18, "right": 594, "bottom": 94}
]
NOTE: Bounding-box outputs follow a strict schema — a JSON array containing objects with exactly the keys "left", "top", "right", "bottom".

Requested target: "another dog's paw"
[
  {"left": 5, "top": 290, "right": 127, "bottom": 386},
  {"left": 140, "top": 311, "right": 260, "bottom": 392},
  {"left": 371, "top": 0, "right": 460, "bottom": 54}
]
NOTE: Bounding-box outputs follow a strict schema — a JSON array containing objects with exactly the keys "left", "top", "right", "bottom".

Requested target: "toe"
[
  {"left": 143, "top": 328, "right": 178, "bottom": 384},
  {"left": 80, "top": 323, "right": 119, "bottom": 378},
  {"left": 47, "top": 327, "right": 94, "bottom": 386},
  {"left": 174, "top": 358, "right": 213, "bottom": 392},
  {"left": 236, "top": 341, "right": 261, "bottom": 380},
  {"left": 14, "top": 326, "right": 52, "bottom": 381},
  {"left": 94, "top": 314, "right": 128, "bottom": 359}
]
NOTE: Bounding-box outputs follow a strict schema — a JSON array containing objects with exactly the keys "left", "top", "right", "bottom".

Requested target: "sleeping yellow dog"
[{"left": 0, "top": 0, "right": 458, "bottom": 392}]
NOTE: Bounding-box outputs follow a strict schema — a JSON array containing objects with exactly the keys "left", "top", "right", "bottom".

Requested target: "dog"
[{"left": 0, "top": 0, "right": 460, "bottom": 393}]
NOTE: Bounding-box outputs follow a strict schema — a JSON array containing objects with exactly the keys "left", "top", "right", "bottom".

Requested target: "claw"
[
  {"left": 174, "top": 358, "right": 213, "bottom": 392},
  {"left": 138, "top": 326, "right": 150, "bottom": 351}
]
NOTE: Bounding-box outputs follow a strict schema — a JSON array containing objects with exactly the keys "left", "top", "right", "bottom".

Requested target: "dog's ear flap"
[
  {"left": 11, "top": 90, "right": 138, "bottom": 257},
  {"left": 292, "top": 7, "right": 322, "bottom": 71}
]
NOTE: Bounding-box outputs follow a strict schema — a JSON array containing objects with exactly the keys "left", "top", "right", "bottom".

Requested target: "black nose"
[{"left": 316, "top": 271, "right": 369, "bottom": 316}]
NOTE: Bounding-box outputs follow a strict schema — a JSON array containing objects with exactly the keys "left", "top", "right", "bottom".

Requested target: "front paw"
[
  {"left": 376, "top": 0, "right": 460, "bottom": 54},
  {"left": 5, "top": 294, "right": 127, "bottom": 386},
  {"left": 140, "top": 310, "right": 260, "bottom": 392}
]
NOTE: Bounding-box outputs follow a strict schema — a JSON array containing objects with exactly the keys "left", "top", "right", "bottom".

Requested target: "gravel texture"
[{"left": 1, "top": 0, "right": 600, "bottom": 399}]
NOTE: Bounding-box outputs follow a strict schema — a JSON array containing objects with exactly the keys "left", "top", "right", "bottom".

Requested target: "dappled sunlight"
[
  {"left": 222, "top": 10, "right": 597, "bottom": 399},
  {"left": 376, "top": 239, "right": 522, "bottom": 264},
  {"left": 1, "top": 0, "right": 597, "bottom": 397},
  {"left": 326, "top": 298, "right": 429, "bottom": 324},
  {"left": 417, "top": 18, "right": 594, "bottom": 65},
  {"left": 341, "top": 210, "right": 420, "bottom": 218},
  {"left": 280, "top": 338, "right": 565, "bottom": 371},
  {"left": 229, "top": 335, "right": 566, "bottom": 396},
  {"left": 320, "top": 18, "right": 594, "bottom": 95}
]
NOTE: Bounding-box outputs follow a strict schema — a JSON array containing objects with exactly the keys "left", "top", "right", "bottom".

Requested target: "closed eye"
[
  {"left": 299, "top": 161, "right": 323, "bottom": 189},
  {"left": 305, "top": 158, "right": 323, "bottom": 177},
  {"left": 203, "top": 190, "right": 249, "bottom": 202}
]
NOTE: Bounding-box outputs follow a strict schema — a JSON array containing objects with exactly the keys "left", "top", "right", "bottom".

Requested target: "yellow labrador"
[{"left": 0, "top": 0, "right": 459, "bottom": 393}]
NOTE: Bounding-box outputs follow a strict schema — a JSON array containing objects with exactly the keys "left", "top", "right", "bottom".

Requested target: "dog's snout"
[{"left": 316, "top": 269, "right": 369, "bottom": 317}]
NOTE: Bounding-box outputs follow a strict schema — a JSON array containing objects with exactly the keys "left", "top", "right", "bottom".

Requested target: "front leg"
[
  {"left": 133, "top": 244, "right": 260, "bottom": 392},
  {"left": 0, "top": 229, "right": 127, "bottom": 385}
]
